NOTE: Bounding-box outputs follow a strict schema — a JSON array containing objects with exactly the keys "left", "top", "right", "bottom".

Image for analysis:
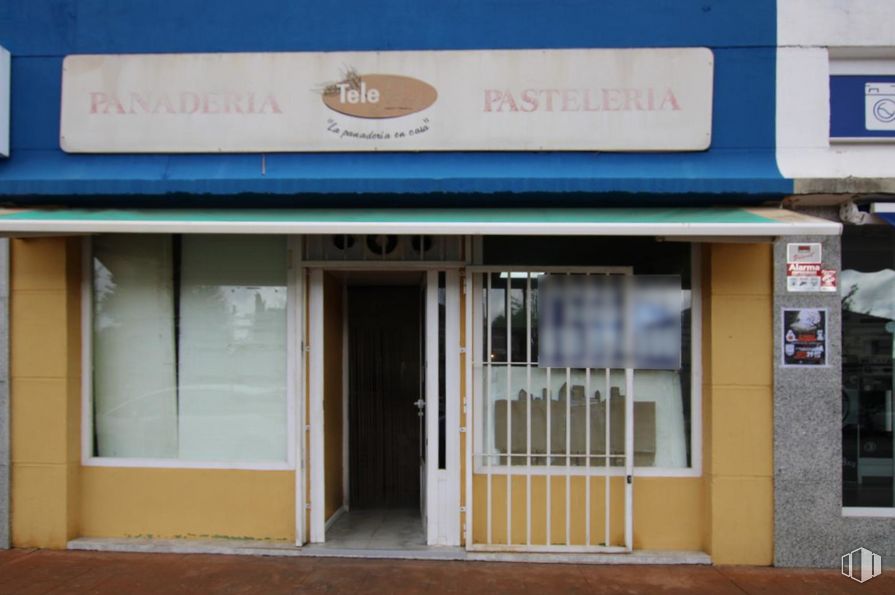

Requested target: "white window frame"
[
  {"left": 468, "top": 245, "right": 703, "bottom": 479},
  {"left": 842, "top": 507, "right": 895, "bottom": 518},
  {"left": 80, "top": 235, "right": 300, "bottom": 471}
]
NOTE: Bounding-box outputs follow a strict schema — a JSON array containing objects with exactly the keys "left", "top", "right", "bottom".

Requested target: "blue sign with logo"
[{"left": 831, "top": 75, "right": 895, "bottom": 140}]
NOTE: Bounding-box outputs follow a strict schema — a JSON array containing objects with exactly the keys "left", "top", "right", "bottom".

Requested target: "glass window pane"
[
  {"left": 509, "top": 276, "right": 526, "bottom": 363},
  {"left": 177, "top": 235, "right": 288, "bottom": 462},
  {"left": 92, "top": 234, "right": 289, "bottom": 464},
  {"left": 93, "top": 235, "right": 178, "bottom": 458},
  {"left": 488, "top": 272, "right": 507, "bottom": 363},
  {"left": 842, "top": 225, "right": 895, "bottom": 507},
  {"left": 530, "top": 273, "right": 542, "bottom": 364}
]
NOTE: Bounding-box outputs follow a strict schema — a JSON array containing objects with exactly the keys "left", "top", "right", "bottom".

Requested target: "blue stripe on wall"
[
  {"left": 0, "top": 0, "right": 791, "bottom": 199},
  {"left": 1, "top": 0, "right": 779, "bottom": 56}
]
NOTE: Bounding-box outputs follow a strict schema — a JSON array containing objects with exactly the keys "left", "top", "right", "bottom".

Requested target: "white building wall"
[{"left": 776, "top": 0, "right": 895, "bottom": 180}]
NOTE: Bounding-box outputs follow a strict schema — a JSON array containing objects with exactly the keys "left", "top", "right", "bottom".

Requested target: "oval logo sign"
[{"left": 322, "top": 74, "right": 437, "bottom": 119}]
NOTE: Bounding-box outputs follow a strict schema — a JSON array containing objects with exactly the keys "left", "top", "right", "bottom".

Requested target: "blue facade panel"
[{"left": 0, "top": 0, "right": 790, "bottom": 199}]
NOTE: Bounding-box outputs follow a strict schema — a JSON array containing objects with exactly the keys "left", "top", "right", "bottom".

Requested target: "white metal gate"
[{"left": 469, "top": 268, "right": 635, "bottom": 553}]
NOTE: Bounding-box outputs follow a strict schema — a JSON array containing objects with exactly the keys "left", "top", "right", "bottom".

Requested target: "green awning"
[{"left": 0, "top": 207, "right": 841, "bottom": 236}]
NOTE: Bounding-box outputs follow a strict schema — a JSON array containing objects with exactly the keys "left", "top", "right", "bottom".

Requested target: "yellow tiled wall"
[
  {"left": 703, "top": 243, "right": 774, "bottom": 565},
  {"left": 10, "top": 238, "right": 81, "bottom": 547},
  {"left": 9, "top": 238, "right": 295, "bottom": 546}
]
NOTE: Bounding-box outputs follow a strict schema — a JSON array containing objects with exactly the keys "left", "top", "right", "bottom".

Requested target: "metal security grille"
[{"left": 470, "top": 268, "right": 635, "bottom": 553}]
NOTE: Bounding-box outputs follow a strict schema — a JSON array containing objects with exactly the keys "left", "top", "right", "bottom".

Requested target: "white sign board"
[
  {"left": 60, "top": 48, "right": 714, "bottom": 153},
  {"left": 0, "top": 45, "right": 9, "bottom": 158},
  {"left": 786, "top": 242, "right": 822, "bottom": 264},
  {"left": 866, "top": 82, "right": 895, "bottom": 131}
]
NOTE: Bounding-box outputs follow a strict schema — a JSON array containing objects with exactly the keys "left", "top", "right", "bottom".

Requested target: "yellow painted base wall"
[{"left": 79, "top": 468, "right": 294, "bottom": 541}]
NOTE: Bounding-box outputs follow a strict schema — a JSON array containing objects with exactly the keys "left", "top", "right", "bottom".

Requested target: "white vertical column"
[
  {"left": 289, "top": 237, "right": 305, "bottom": 546},
  {"left": 444, "top": 270, "right": 462, "bottom": 546},
  {"left": 425, "top": 270, "right": 439, "bottom": 545},
  {"left": 690, "top": 245, "right": 703, "bottom": 478},
  {"left": 545, "top": 365, "right": 552, "bottom": 546},
  {"left": 623, "top": 272, "right": 635, "bottom": 553},
  {"left": 485, "top": 273, "right": 493, "bottom": 544},
  {"left": 505, "top": 273, "right": 512, "bottom": 545},
  {"left": 565, "top": 366, "right": 571, "bottom": 546},
  {"left": 80, "top": 238, "right": 94, "bottom": 468},
  {"left": 465, "top": 270, "right": 475, "bottom": 550},
  {"left": 308, "top": 268, "right": 326, "bottom": 543},
  {"left": 585, "top": 367, "right": 591, "bottom": 547},
  {"left": 584, "top": 273, "right": 592, "bottom": 548},
  {"left": 604, "top": 367, "right": 611, "bottom": 547},
  {"left": 624, "top": 368, "right": 634, "bottom": 552},
  {"left": 525, "top": 273, "right": 532, "bottom": 547}
]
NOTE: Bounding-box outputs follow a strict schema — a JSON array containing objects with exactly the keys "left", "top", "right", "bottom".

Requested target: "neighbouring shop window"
[
  {"left": 474, "top": 238, "right": 693, "bottom": 471},
  {"left": 842, "top": 225, "right": 895, "bottom": 508},
  {"left": 91, "top": 235, "right": 289, "bottom": 464}
]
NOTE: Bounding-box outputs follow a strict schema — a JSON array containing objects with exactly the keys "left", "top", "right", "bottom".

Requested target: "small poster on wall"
[
  {"left": 785, "top": 242, "right": 837, "bottom": 293},
  {"left": 781, "top": 308, "right": 827, "bottom": 367}
]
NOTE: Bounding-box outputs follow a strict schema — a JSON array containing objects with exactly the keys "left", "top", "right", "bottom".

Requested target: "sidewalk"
[{"left": 0, "top": 549, "right": 893, "bottom": 594}]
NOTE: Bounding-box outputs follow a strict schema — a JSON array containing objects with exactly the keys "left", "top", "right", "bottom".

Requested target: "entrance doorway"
[
  {"left": 306, "top": 268, "right": 461, "bottom": 548},
  {"left": 347, "top": 284, "right": 421, "bottom": 511},
  {"left": 323, "top": 279, "right": 427, "bottom": 550}
]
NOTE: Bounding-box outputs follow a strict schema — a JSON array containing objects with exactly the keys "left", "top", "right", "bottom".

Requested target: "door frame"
[
  {"left": 305, "top": 266, "right": 462, "bottom": 546},
  {"left": 291, "top": 237, "right": 306, "bottom": 546},
  {"left": 424, "top": 269, "right": 462, "bottom": 545}
]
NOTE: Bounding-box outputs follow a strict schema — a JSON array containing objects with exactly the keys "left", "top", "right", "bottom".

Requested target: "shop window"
[
  {"left": 842, "top": 225, "right": 895, "bottom": 509},
  {"left": 89, "top": 235, "right": 290, "bottom": 465},
  {"left": 472, "top": 240, "right": 695, "bottom": 473}
]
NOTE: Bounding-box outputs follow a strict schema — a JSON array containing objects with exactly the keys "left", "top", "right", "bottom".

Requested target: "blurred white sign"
[
  {"left": 538, "top": 275, "right": 682, "bottom": 370},
  {"left": 60, "top": 48, "right": 713, "bottom": 153}
]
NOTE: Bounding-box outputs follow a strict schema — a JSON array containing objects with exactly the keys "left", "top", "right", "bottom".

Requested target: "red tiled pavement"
[{"left": 0, "top": 549, "right": 893, "bottom": 594}]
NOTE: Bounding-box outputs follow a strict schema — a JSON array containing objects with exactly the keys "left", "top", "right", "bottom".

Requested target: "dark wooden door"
[{"left": 348, "top": 286, "right": 421, "bottom": 509}]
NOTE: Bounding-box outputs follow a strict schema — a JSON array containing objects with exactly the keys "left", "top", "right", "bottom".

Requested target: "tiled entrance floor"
[{"left": 322, "top": 508, "right": 426, "bottom": 550}]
